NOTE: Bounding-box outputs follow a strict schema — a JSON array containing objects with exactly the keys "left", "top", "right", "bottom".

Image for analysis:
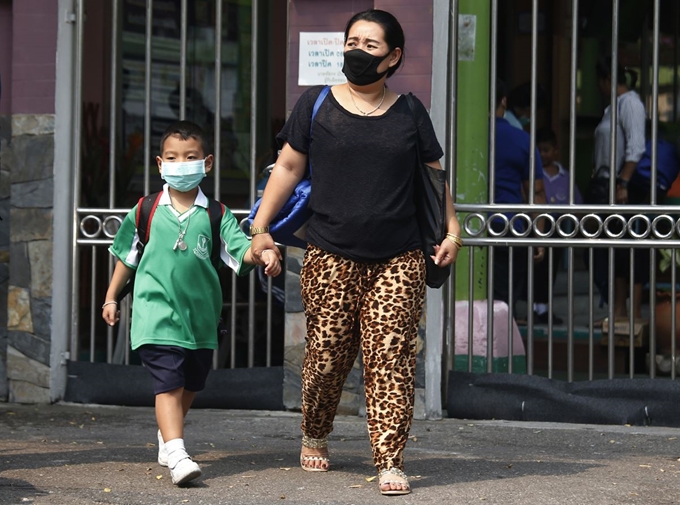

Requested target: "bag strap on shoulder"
[
  {"left": 136, "top": 191, "right": 163, "bottom": 246},
  {"left": 404, "top": 93, "right": 424, "bottom": 163},
  {"left": 117, "top": 191, "right": 162, "bottom": 302},
  {"left": 308, "top": 86, "right": 330, "bottom": 176},
  {"left": 207, "top": 198, "right": 225, "bottom": 269}
]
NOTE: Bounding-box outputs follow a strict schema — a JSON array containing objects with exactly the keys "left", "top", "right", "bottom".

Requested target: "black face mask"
[{"left": 342, "top": 49, "right": 390, "bottom": 86}]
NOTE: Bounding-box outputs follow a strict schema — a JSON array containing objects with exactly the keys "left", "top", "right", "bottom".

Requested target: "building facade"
[{"left": 3, "top": 0, "right": 680, "bottom": 425}]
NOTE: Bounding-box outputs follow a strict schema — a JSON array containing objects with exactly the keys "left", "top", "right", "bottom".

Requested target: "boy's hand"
[
  {"left": 252, "top": 234, "right": 282, "bottom": 266},
  {"left": 261, "top": 249, "right": 282, "bottom": 277},
  {"left": 102, "top": 302, "right": 120, "bottom": 326}
]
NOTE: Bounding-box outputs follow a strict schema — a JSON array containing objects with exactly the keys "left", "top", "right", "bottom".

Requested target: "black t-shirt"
[{"left": 276, "top": 85, "right": 444, "bottom": 262}]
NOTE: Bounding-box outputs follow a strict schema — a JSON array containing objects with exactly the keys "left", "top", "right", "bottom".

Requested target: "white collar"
[{"left": 159, "top": 183, "right": 209, "bottom": 209}]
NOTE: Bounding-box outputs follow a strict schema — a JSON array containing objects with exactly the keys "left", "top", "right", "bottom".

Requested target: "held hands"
[
  {"left": 261, "top": 248, "right": 282, "bottom": 277},
  {"left": 102, "top": 301, "right": 120, "bottom": 327},
  {"left": 252, "top": 233, "right": 282, "bottom": 266}
]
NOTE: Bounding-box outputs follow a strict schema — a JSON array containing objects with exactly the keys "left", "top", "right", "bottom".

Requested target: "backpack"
[
  {"left": 116, "top": 191, "right": 225, "bottom": 302},
  {"left": 630, "top": 138, "right": 680, "bottom": 193}
]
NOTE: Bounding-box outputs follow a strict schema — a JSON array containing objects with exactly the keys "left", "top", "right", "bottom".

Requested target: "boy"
[
  {"left": 533, "top": 127, "right": 583, "bottom": 324},
  {"left": 102, "top": 120, "right": 281, "bottom": 485}
]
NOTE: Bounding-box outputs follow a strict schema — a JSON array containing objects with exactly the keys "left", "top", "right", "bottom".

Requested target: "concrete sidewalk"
[{"left": 1, "top": 403, "right": 679, "bottom": 505}]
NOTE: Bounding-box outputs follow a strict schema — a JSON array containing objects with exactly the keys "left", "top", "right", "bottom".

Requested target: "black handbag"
[{"left": 405, "top": 93, "right": 451, "bottom": 289}]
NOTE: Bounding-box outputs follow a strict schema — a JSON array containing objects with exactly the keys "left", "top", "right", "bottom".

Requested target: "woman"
[
  {"left": 588, "top": 57, "right": 646, "bottom": 319},
  {"left": 249, "top": 9, "right": 461, "bottom": 496}
]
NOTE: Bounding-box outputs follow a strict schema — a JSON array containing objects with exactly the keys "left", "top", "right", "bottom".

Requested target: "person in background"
[
  {"left": 247, "top": 9, "right": 461, "bottom": 496},
  {"left": 533, "top": 127, "right": 583, "bottom": 325},
  {"left": 493, "top": 79, "right": 547, "bottom": 310},
  {"left": 504, "top": 81, "right": 547, "bottom": 131},
  {"left": 587, "top": 57, "right": 646, "bottom": 320}
]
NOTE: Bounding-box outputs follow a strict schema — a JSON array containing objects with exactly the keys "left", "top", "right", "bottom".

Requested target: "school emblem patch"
[{"left": 194, "top": 234, "right": 211, "bottom": 260}]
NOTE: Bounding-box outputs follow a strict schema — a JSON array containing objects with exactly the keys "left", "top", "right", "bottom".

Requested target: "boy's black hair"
[
  {"left": 536, "top": 126, "right": 557, "bottom": 146},
  {"left": 508, "top": 82, "right": 548, "bottom": 111},
  {"left": 159, "top": 120, "right": 210, "bottom": 156},
  {"left": 496, "top": 78, "right": 508, "bottom": 109}
]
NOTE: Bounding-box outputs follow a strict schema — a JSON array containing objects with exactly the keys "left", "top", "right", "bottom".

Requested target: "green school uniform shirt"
[{"left": 109, "top": 185, "right": 254, "bottom": 350}]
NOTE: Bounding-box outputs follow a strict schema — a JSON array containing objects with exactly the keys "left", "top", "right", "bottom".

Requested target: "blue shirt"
[{"left": 494, "top": 117, "right": 544, "bottom": 230}]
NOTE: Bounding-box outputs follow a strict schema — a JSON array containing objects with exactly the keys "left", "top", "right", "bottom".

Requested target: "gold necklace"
[{"left": 348, "top": 86, "right": 386, "bottom": 116}]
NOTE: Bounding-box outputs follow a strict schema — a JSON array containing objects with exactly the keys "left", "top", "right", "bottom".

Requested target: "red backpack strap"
[
  {"left": 136, "top": 192, "right": 163, "bottom": 246},
  {"left": 207, "top": 198, "right": 225, "bottom": 269},
  {"left": 117, "top": 192, "right": 162, "bottom": 303}
]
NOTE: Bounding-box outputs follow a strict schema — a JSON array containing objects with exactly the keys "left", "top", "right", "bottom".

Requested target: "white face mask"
[{"left": 161, "top": 159, "right": 206, "bottom": 192}]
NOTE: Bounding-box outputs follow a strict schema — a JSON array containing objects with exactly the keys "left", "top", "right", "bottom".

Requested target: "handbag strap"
[
  {"left": 404, "top": 93, "right": 424, "bottom": 164},
  {"left": 308, "top": 86, "right": 331, "bottom": 176}
]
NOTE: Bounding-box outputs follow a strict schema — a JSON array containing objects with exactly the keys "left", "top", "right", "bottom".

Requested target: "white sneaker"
[
  {"left": 170, "top": 455, "right": 202, "bottom": 485},
  {"left": 157, "top": 430, "right": 168, "bottom": 467}
]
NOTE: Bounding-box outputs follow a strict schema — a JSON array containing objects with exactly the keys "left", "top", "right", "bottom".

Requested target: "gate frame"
[{"left": 51, "top": 0, "right": 78, "bottom": 402}]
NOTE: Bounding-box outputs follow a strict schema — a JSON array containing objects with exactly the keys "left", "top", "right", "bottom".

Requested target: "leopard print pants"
[{"left": 299, "top": 245, "right": 426, "bottom": 472}]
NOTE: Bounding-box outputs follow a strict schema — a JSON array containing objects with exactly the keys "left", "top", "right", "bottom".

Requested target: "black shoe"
[{"left": 534, "top": 311, "right": 563, "bottom": 325}]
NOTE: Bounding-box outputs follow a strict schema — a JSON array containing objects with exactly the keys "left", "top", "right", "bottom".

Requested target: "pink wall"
[
  {"left": 11, "top": 0, "right": 58, "bottom": 114},
  {"left": 0, "top": 0, "right": 12, "bottom": 115},
  {"left": 287, "top": 0, "right": 434, "bottom": 111}
]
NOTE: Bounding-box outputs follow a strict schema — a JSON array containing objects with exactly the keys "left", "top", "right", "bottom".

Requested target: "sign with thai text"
[{"left": 298, "top": 32, "right": 346, "bottom": 86}]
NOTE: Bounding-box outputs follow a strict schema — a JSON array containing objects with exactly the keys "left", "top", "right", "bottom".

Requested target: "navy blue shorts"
[{"left": 137, "top": 345, "right": 213, "bottom": 395}]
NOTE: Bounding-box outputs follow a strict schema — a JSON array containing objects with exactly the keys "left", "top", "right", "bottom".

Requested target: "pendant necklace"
[
  {"left": 348, "top": 85, "right": 386, "bottom": 116},
  {"left": 173, "top": 213, "right": 192, "bottom": 251}
]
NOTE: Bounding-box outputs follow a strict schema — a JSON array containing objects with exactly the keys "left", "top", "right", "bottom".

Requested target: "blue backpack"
[
  {"left": 630, "top": 138, "right": 680, "bottom": 193},
  {"left": 246, "top": 86, "right": 330, "bottom": 248}
]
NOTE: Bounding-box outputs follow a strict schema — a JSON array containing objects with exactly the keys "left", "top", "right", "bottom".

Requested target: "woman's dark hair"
[
  {"left": 596, "top": 56, "right": 638, "bottom": 90},
  {"left": 344, "top": 9, "right": 405, "bottom": 78}
]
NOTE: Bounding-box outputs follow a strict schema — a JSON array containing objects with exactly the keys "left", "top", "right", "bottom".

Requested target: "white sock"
[
  {"left": 165, "top": 438, "right": 188, "bottom": 467},
  {"left": 534, "top": 303, "right": 547, "bottom": 315}
]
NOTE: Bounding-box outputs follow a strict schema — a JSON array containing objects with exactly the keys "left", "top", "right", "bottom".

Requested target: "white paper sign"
[
  {"left": 458, "top": 15, "right": 476, "bottom": 61},
  {"left": 298, "top": 32, "right": 346, "bottom": 86}
]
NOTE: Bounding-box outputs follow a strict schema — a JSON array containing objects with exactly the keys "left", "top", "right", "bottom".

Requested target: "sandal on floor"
[
  {"left": 300, "top": 435, "right": 330, "bottom": 472},
  {"left": 378, "top": 468, "right": 411, "bottom": 496}
]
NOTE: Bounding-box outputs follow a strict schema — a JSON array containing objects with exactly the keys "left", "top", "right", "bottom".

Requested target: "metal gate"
[
  {"left": 438, "top": 0, "right": 680, "bottom": 405},
  {"left": 66, "top": 0, "right": 285, "bottom": 404}
]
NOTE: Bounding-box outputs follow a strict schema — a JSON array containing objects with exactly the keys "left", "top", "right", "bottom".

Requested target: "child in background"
[
  {"left": 102, "top": 120, "right": 281, "bottom": 485},
  {"left": 533, "top": 127, "right": 583, "bottom": 324}
]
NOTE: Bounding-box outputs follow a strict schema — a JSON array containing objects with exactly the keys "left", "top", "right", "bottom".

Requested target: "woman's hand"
[
  {"left": 534, "top": 246, "right": 545, "bottom": 262},
  {"left": 616, "top": 186, "right": 628, "bottom": 204},
  {"left": 432, "top": 239, "right": 460, "bottom": 268},
  {"left": 251, "top": 233, "right": 282, "bottom": 266}
]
